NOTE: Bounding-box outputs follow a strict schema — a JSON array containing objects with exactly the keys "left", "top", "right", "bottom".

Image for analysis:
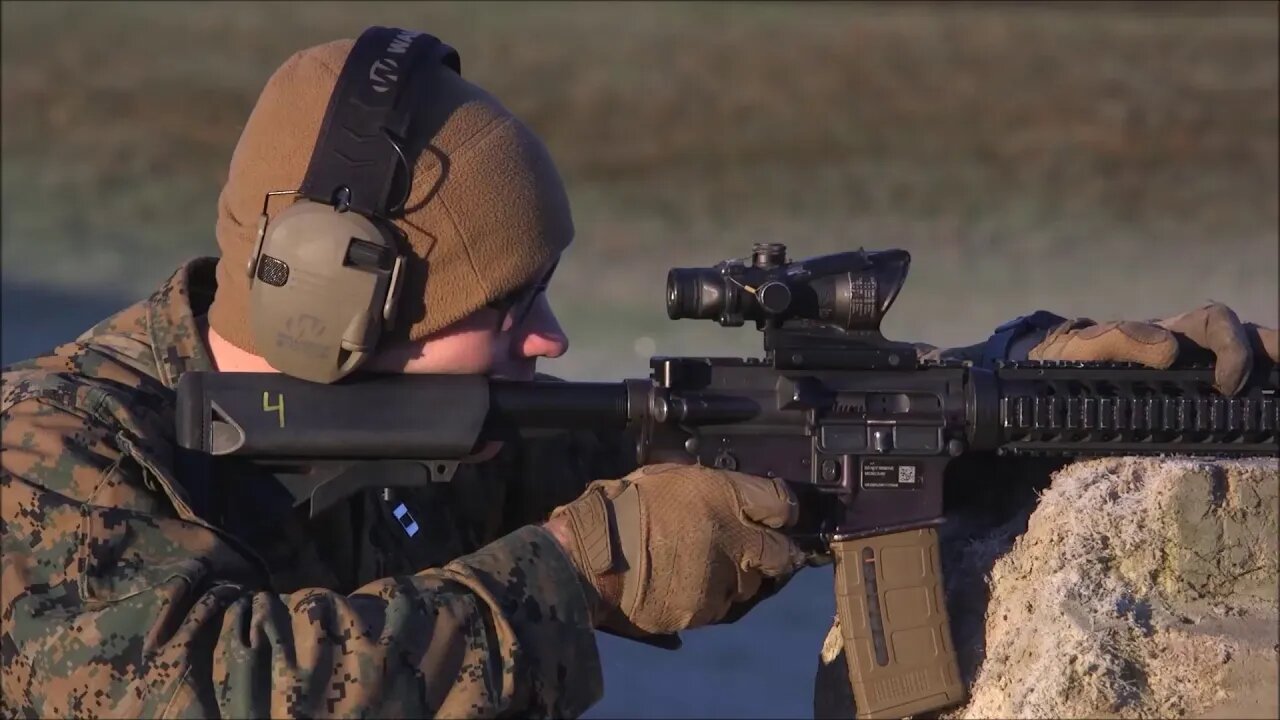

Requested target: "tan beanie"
[{"left": 208, "top": 37, "right": 574, "bottom": 354}]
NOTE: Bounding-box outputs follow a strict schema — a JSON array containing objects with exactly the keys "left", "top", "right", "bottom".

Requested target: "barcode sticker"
[{"left": 861, "top": 460, "right": 924, "bottom": 490}]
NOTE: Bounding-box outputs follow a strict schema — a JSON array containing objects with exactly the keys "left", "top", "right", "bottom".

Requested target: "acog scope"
[{"left": 666, "top": 243, "right": 911, "bottom": 332}]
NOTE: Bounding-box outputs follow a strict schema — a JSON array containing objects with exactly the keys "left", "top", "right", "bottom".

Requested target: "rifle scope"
[{"left": 666, "top": 244, "right": 911, "bottom": 332}]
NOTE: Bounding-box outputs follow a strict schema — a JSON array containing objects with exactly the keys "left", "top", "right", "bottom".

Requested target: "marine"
[{"left": 2, "top": 27, "right": 1275, "bottom": 719}]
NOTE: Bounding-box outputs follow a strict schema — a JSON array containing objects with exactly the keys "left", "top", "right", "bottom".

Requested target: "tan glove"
[
  {"left": 918, "top": 303, "right": 1277, "bottom": 396},
  {"left": 545, "top": 463, "right": 806, "bottom": 638},
  {"left": 1028, "top": 303, "right": 1277, "bottom": 395}
]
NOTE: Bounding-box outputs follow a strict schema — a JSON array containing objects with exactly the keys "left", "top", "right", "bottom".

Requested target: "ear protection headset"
[{"left": 244, "top": 27, "right": 461, "bottom": 384}]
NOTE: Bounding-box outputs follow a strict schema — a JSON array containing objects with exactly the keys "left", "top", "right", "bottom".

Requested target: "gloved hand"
[
  {"left": 544, "top": 463, "right": 806, "bottom": 639},
  {"left": 918, "top": 302, "right": 1277, "bottom": 395}
]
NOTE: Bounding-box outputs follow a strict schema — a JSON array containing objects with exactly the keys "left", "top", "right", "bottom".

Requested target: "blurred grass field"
[{"left": 2, "top": 1, "right": 1277, "bottom": 379}]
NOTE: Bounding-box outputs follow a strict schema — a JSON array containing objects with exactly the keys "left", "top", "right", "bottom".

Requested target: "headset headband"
[{"left": 300, "top": 26, "right": 461, "bottom": 218}]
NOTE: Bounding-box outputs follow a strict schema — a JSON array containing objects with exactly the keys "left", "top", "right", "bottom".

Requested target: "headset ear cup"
[{"left": 250, "top": 201, "right": 403, "bottom": 383}]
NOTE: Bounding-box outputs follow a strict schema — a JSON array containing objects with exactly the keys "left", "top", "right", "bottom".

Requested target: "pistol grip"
[{"left": 832, "top": 529, "right": 965, "bottom": 719}]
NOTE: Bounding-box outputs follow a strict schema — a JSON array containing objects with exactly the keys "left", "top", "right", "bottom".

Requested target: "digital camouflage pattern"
[{"left": 2, "top": 258, "right": 631, "bottom": 718}]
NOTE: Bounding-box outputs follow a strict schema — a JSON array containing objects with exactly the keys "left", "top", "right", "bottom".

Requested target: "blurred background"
[{"left": 2, "top": 1, "right": 1276, "bottom": 717}]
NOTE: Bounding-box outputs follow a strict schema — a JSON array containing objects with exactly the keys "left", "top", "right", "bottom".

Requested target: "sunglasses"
[{"left": 487, "top": 260, "right": 558, "bottom": 329}]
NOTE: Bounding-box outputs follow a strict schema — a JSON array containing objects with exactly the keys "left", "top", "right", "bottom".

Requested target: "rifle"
[{"left": 176, "top": 245, "right": 1278, "bottom": 719}]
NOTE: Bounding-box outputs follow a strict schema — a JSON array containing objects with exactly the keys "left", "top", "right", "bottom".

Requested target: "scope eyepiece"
[{"left": 666, "top": 267, "right": 726, "bottom": 320}]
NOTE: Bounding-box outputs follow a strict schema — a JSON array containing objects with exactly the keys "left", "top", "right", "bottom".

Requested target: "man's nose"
[{"left": 513, "top": 295, "right": 569, "bottom": 359}]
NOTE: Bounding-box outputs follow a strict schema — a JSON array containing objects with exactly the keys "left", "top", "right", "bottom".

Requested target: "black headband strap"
[{"left": 300, "top": 26, "right": 460, "bottom": 217}]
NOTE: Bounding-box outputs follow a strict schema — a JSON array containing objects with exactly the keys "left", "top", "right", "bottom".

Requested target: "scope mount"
[{"left": 764, "top": 325, "right": 922, "bottom": 371}]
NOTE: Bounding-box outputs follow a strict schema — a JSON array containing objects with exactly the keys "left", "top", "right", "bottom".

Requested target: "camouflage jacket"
[{"left": 1, "top": 258, "right": 631, "bottom": 718}]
